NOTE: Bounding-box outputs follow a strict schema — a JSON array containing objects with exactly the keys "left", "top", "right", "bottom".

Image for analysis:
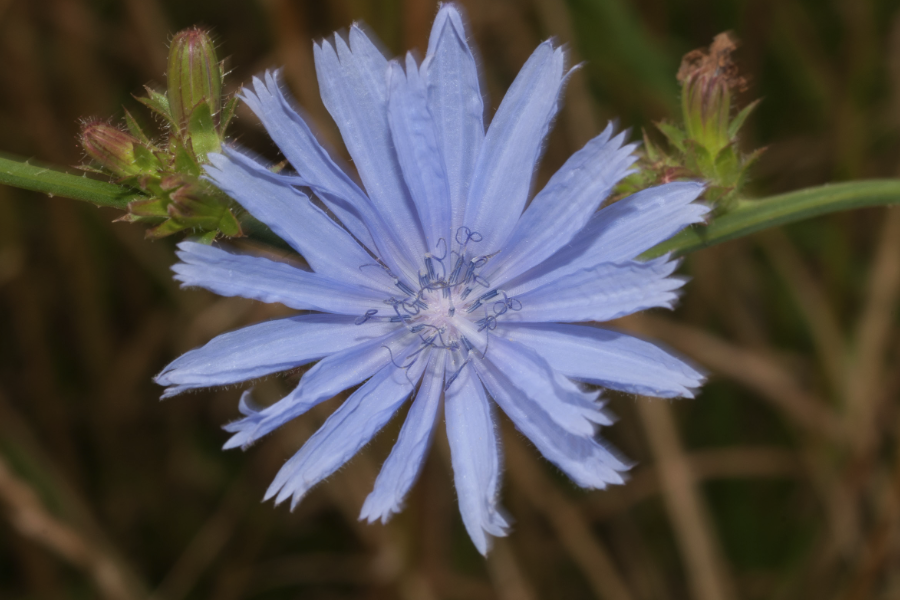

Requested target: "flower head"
[{"left": 155, "top": 4, "right": 707, "bottom": 555}]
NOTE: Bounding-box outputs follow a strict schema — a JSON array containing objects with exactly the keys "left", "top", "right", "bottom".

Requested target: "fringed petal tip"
[{"left": 358, "top": 496, "right": 402, "bottom": 525}]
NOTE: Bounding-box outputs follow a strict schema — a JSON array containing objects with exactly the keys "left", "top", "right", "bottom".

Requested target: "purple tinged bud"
[
  {"left": 167, "top": 27, "right": 222, "bottom": 130},
  {"left": 677, "top": 33, "right": 747, "bottom": 156},
  {"left": 80, "top": 121, "right": 144, "bottom": 177}
]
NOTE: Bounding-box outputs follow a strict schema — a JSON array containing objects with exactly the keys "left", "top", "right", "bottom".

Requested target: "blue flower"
[{"left": 155, "top": 4, "right": 707, "bottom": 555}]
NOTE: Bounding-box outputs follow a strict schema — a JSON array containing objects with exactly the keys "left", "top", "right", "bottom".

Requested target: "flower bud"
[
  {"left": 167, "top": 28, "right": 222, "bottom": 130},
  {"left": 80, "top": 121, "right": 145, "bottom": 177},
  {"left": 677, "top": 32, "right": 747, "bottom": 156}
]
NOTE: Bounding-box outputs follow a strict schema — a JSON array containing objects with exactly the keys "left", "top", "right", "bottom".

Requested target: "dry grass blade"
[
  {"left": 270, "top": 404, "right": 438, "bottom": 600},
  {"left": 839, "top": 417, "right": 900, "bottom": 600},
  {"left": 844, "top": 210, "right": 900, "bottom": 455},
  {"left": 623, "top": 314, "right": 845, "bottom": 441},
  {"left": 262, "top": 0, "right": 343, "bottom": 151},
  {"left": 531, "top": 0, "right": 599, "bottom": 147},
  {"left": 0, "top": 454, "right": 145, "bottom": 600},
  {"left": 486, "top": 537, "right": 538, "bottom": 600},
  {"left": 759, "top": 229, "right": 847, "bottom": 394},
  {"left": 504, "top": 433, "right": 636, "bottom": 600},
  {"left": 150, "top": 478, "right": 246, "bottom": 600},
  {"left": 586, "top": 446, "right": 802, "bottom": 520},
  {"left": 637, "top": 399, "right": 737, "bottom": 600}
]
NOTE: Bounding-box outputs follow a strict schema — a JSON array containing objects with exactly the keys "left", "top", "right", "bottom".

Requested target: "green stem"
[
  {"left": 0, "top": 154, "right": 140, "bottom": 209},
  {"left": 646, "top": 179, "right": 900, "bottom": 258}
]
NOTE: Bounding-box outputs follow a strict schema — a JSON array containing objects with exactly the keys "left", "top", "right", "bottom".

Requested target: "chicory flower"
[{"left": 155, "top": 4, "right": 707, "bottom": 554}]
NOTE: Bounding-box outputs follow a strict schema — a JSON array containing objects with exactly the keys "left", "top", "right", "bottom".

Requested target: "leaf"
[
  {"left": 133, "top": 145, "right": 161, "bottom": 173},
  {"left": 642, "top": 129, "right": 660, "bottom": 162},
  {"left": 713, "top": 147, "right": 740, "bottom": 184},
  {"left": 123, "top": 108, "right": 152, "bottom": 145},
  {"left": 728, "top": 99, "right": 761, "bottom": 140},
  {"left": 128, "top": 197, "right": 169, "bottom": 217},
  {"left": 219, "top": 95, "right": 239, "bottom": 132},
  {"left": 217, "top": 208, "right": 242, "bottom": 237},
  {"left": 196, "top": 231, "right": 218, "bottom": 244},
  {"left": 187, "top": 103, "right": 221, "bottom": 162},
  {"left": 171, "top": 140, "right": 201, "bottom": 177},
  {"left": 0, "top": 154, "right": 140, "bottom": 209},
  {"left": 642, "top": 179, "right": 900, "bottom": 258},
  {"left": 656, "top": 121, "right": 686, "bottom": 152},
  {"left": 146, "top": 218, "right": 187, "bottom": 239},
  {"left": 137, "top": 87, "right": 175, "bottom": 126}
]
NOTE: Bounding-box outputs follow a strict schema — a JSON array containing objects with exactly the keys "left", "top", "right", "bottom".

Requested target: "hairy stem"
[
  {"left": 0, "top": 155, "right": 139, "bottom": 209},
  {"left": 645, "top": 180, "right": 900, "bottom": 258}
]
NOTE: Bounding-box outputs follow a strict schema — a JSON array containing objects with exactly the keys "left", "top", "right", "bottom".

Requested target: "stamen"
[
  {"left": 444, "top": 358, "right": 469, "bottom": 390},
  {"left": 355, "top": 309, "right": 378, "bottom": 325},
  {"left": 448, "top": 255, "right": 465, "bottom": 286},
  {"left": 434, "top": 237, "right": 448, "bottom": 260},
  {"left": 395, "top": 279, "right": 417, "bottom": 297}
]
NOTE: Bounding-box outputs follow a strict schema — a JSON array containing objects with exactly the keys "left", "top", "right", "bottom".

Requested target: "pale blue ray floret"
[{"left": 154, "top": 3, "right": 708, "bottom": 555}]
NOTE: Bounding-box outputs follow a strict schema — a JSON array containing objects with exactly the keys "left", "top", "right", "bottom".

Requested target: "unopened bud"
[
  {"left": 167, "top": 27, "right": 222, "bottom": 130},
  {"left": 677, "top": 33, "right": 747, "bottom": 155},
  {"left": 80, "top": 122, "right": 144, "bottom": 177}
]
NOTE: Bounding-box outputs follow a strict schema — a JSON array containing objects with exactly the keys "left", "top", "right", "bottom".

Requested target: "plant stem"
[
  {"left": 0, "top": 154, "right": 139, "bottom": 209},
  {"left": 645, "top": 180, "right": 900, "bottom": 258}
]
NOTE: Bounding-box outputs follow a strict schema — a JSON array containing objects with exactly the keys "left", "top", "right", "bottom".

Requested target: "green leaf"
[
  {"left": 643, "top": 179, "right": 900, "bottom": 258},
  {"left": 728, "top": 99, "right": 761, "bottom": 140},
  {"left": 132, "top": 144, "right": 161, "bottom": 173},
  {"left": 146, "top": 218, "right": 188, "bottom": 239},
  {"left": 123, "top": 108, "right": 152, "bottom": 145},
  {"left": 642, "top": 129, "right": 660, "bottom": 162},
  {"left": 196, "top": 231, "right": 218, "bottom": 244},
  {"left": 0, "top": 154, "right": 140, "bottom": 209},
  {"left": 128, "top": 196, "right": 169, "bottom": 217},
  {"left": 217, "top": 208, "right": 242, "bottom": 237},
  {"left": 137, "top": 87, "right": 175, "bottom": 126},
  {"left": 187, "top": 103, "right": 221, "bottom": 162},
  {"left": 656, "top": 121, "right": 686, "bottom": 152},
  {"left": 220, "top": 95, "right": 239, "bottom": 132},
  {"left": 172, "top": 140, "right": 201, "bottom": 177}
]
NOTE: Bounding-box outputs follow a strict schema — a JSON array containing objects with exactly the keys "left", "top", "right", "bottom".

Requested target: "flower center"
[{"left": 354, "top": 227, "right": 523, "bottom": 385}]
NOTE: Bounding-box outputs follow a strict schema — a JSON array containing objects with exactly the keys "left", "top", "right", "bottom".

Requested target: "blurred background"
[{"left": 1, "top": 0, "right": 899, "bottom": 598}]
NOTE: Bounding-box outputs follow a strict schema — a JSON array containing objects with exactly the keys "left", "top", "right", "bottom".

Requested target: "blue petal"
[
  {"left": 387, "top": 56, "right": 453, "bottom": 251},
  {"left": 360, "top": 352, "right": 445, "bottom": 523},
  {"left": 485, "top": 335, "right": 613, "bottom": 436},
  {"left": 205, "top": 150, "right": 392, "bottom": 292},
  {"left": 561, "top": 181, "right": 708, "bottom": 264},
  {"left": 173, "top": 242, "right": 385, "bottom": 315},
  {"left": 240, "top": 72, "right": 377, "bottom": 251},
  {"left": 473, "top": 359, "right": 630, "bottom": 489},
  {"left": 464, "top": 41, "right": 566, "bottom": 253},
  {"left": 265, "top": 358, "right": 427, "bottom": 510},
  {"left": 421, "top": 4, "right": 485, "bottom": 233},
  {"left": 497, "top": 323, "right": 705, "bottom": 398},
  {"left": 508, "top": 256, "right": 685, "bottom": 323},
  {"left": 156, "top": 314, "right": 396, "bottom": 398},
  {"left": 487, "top": 124, "right": 637, "bottom": 286},
  {"left": 222, "top": 327, "right": 413, "bottom": 449},
  {"left": 444, "top": 359, "right": 509, "bottom": 555},
  {"left": 506, "top": 182, "right": 707, "bottom": 293},
  {"left": 242, "top": 74, "right": 421, "bottom": 282},
  {"left": 314, "top": 30, "right": 427, "bottom": 266}
]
